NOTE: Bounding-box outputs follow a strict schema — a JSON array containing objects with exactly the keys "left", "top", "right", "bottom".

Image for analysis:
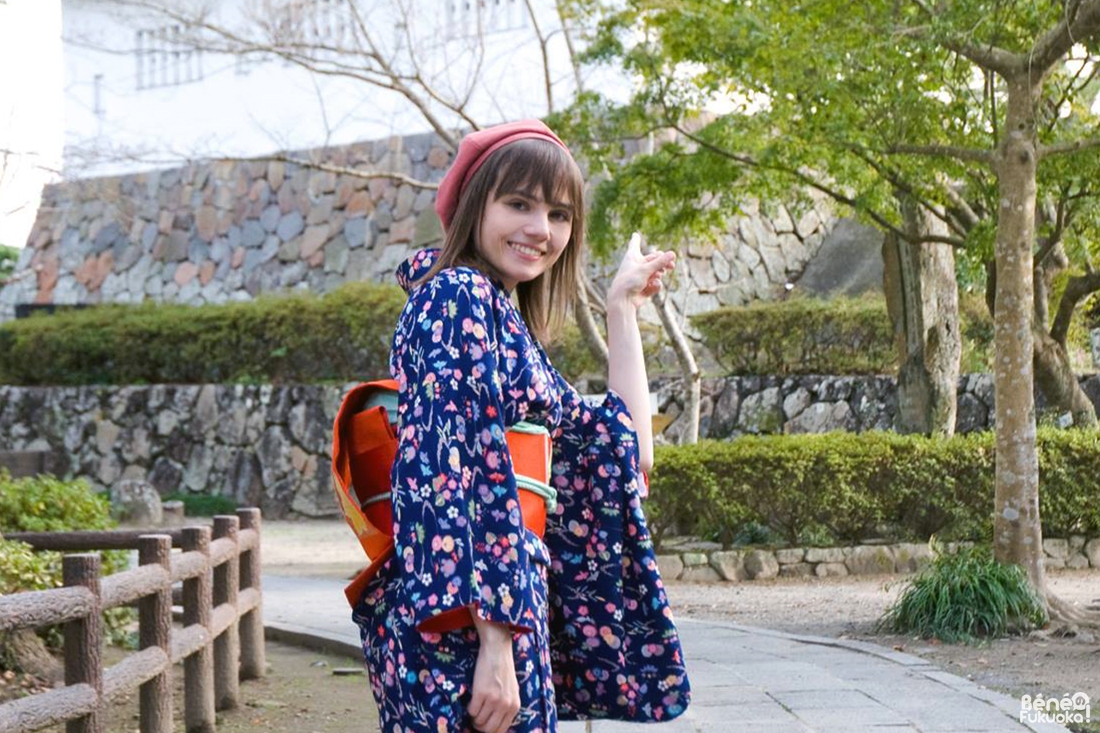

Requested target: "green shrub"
[
  {"left": 876, "top": 542, "right": 1047, "bottom": 642},
  {"left": 0, "top": 281, "right": 407, "bottom": 386},
  {"left": 0, "top": 472, "right": 116, "bottom": 533},
  {"left": 0, "top": 538, "right": 57, "bottom": 595},
  {"left": 647, "top": 428, "right": 1100, "bottom": 550},
  {"left": 692, "top": 294, "right": 895, "bottom": 375},
  {"left": 163, "top": 492, "right": 238, "bottom": 517},
  {"left": 0, "top": 471, "right": 133, "bottom": 647},
  {"left": 692, "top": 292, "right": 1089, "bottom": 376}
]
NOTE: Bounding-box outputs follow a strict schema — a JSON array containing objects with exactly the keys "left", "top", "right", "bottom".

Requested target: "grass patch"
[{"left": 876, "top": 541, "right": 1047, "bottom": 643}]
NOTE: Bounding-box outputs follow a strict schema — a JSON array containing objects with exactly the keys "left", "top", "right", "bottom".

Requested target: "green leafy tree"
[
  {"left": 0, "top": 244, "right": 18, "bottom": 285},
  {"left": 560, "top": 0, "right": 1100, "bottom": 624}
]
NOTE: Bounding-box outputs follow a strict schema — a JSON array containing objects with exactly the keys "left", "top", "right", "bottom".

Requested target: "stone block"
[
  {"left": 782, "top": 388, "right": 811, "bottom": 419},
  {"left": 1086, "top": 538, "right": 1100, "bottom": 568},
  {"left": 845, "top": 545, "right": 896, "bottom": 576},
  {"left": 1046, "top": 556, "right": 1067, "bottom": 570},
  {"left": 681, "top": 552, "right": 708, "bottom": 567},
  {"left": 1070, "top": 535, "right": 1087, "bottom": 551},
  {"left": 814, "top": 562, "right": 848, "bottom": 578},
  {"left": 95, "top": 420, "right": 120, "bottom": 455},
  {"left": 277, "top": 211, "right": 305, "bottom": 242},
  {"left": 709, "top": 550, "right": 745, "bottom": 581},
  {"left": 779, "top": 563, "right": 813, "bottom": 578},
  {"left": 804, "top": 547, "right": 845, "bottom": 564},
  {"left": 656, "top": 554, "right": 684, "bottom": 580},
  {"left": 893, "top": 542, "right": 933, "bottom": 573},
  {"left": 1066, "top": 554, "right": 1090, "bottom": 570},
  {"left": 300, "top": 225, "right": 330, "bottom": 259},
  {"left": 1043, "top": 538, "right": 1069, "bottom": 559},
  {"left": 110, "top": 479, "right": 163, "bottom": 526},
  {"left": 743, "top": 550, "right": 779, "bottom": 580},
  {"left": 775, "top": 548, "right": 805, "bottom": 564},
  {"left": 681, "top": 564, "right": 722, "bottom": 582},
  {"left": 738, "top": 388, "right": 783, "bottom": 434}
]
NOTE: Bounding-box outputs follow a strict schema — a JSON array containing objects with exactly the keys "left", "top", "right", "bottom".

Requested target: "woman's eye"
[
  {"left": 551, "top": 210, "right": 572, "bottom": 222},
  {"left": 508, "top": 199, "right": 528, "bottom": 210}
]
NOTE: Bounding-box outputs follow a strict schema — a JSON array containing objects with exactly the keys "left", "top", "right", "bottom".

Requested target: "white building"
[
  {"left": 61, "top": 0, "right": 607, "bottom": 179},
  {"left": 0, "top": 0, "right": 64, "bottom": 250}
]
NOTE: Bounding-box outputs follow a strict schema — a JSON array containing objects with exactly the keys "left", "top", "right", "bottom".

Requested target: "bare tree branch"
[
  {"left": 1028, "top": 0, "right": 1100, "bottom": 79},
  {"left": 523, "top": 0, "right": 556, "bottom": 113},
  {"left": 555, "top": 0, "right": 585, "bottom": 93},
  {"left": 1051, "top": 271, "right": 1100, "bottom": 346},
  {"left": 236, "top": 154, "right": 438, "bottom": 189},
  {"left": 675, "top": 125, "right": 968, "bottom": 248},
  {"left": 1038, "top": 135, "right": 1100, "bottom": 158},
  {"left": 652, "top": 288, "right": 700, "bottom": 445},
  {"left": 885, "top": 143, "right": 994, "bottom": 164}
]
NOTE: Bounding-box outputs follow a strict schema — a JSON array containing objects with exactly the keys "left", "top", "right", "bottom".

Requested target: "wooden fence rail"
[{"left": 0, "top": 508, "right": 264, "bottom": 733}]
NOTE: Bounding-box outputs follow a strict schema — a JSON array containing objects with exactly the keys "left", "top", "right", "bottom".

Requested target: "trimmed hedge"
[
  {"left": 692, "top": 295, "right": 896, "bottom": 375},
  {"left": 0, "top": 281, "right": 604, "bottom": 386},
  {"left": 646, "top": 428, "right": 1100, "bottom": 550},
  {"left": 693, "top": 294, "right": 1003, "bottom": 376},
  {"left": 0, "top": 282, "right": 407, "bottom": 386}
]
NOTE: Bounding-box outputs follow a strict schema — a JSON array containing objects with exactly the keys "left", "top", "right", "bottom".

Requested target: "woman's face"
[{"left": 475, "top": 187, "right": 574, "bottom": 291}]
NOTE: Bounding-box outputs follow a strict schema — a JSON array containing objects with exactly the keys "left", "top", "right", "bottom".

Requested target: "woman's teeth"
[{"left": 510, "top": 242, "right": 541, "bottom": 257}]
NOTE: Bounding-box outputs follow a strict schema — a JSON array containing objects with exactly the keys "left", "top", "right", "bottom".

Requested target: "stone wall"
[
  {"left": 656, "top": 537, "right": 1100, "bottom": 582},
  {"left": 0, "top": 131, "right": 841, "bottom": 323},
  {"left": 5, "top": 373, "right": 1100, "bottom": 518},
  {"left": 0, "top": 384, "right": 344, "bottom": 518},
  {"left": 657, "top": 373, "right": 1100, "bottom": 443}
]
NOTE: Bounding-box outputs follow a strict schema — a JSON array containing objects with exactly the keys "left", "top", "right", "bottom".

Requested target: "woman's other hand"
[
  {"left": 469, "top": 616, "right": 520, "bottom": 733},
  {"left": 607, "top": 232, "right": 676, "bottom": 310}
]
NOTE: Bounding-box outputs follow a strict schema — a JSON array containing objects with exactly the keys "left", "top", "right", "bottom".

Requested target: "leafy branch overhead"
[{"left": 559, "top": 0, "right": 1100, "bottom": 268}]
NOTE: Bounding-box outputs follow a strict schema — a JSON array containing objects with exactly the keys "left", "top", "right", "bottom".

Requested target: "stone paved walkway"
[{"left": 262, "top": 574, "right": 1070, "bottom": 733}]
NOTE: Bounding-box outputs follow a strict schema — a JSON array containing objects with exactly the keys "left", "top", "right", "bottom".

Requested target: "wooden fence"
[{"left": 0, "top": 508, "right": 265, "bottom": 733}]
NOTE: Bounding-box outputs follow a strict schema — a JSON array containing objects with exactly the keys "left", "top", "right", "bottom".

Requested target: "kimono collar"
[{"left": 395, "top": 248, "right": 511, "bottom": 295}]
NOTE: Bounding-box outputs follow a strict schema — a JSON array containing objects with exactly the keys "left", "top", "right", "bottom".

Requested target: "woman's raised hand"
[{"left": 607, "top": 232, "right": 676, "bottom": 311}]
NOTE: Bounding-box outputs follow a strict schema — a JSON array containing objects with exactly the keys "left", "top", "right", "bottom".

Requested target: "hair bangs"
[{"left": 491, "top": 139, "right": 583, "bottom": 211}]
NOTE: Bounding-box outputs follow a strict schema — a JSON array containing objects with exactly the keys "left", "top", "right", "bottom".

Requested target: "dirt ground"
[{"left": 92, "top": 641, "right": 377, "bottom": 733}]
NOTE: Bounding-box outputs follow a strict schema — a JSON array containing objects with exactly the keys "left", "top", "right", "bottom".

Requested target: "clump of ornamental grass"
[{"left": 877, "top": 539, "right": 1047, "bottom": 643}]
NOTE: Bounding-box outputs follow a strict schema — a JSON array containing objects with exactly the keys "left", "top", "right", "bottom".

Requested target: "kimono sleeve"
[
  {"left": 390, "top": 273, "right": 542, "bottom": 635},
  {"left": 543, "top": 366, "right": 691, "bottom": 722}
]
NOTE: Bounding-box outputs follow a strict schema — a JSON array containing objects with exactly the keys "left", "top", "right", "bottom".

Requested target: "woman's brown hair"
[{"left": 416, "top": 138, "right": 585, "bottom": 344}]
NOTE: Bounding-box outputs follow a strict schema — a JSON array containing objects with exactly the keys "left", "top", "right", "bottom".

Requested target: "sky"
[{"left": 0, "top": 0, "right": 64, "bottom": 250}]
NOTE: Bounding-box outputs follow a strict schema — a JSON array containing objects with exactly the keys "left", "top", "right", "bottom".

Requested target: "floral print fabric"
[{"left": 351, "top": 249, "right": 689, "bottom": 732}]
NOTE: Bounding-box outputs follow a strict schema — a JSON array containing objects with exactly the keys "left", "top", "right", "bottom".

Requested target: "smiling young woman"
[{"left": 348, "top": 120, "right": 690, "bottom": 733}]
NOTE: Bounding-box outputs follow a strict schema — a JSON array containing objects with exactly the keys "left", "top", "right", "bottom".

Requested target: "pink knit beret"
[{"left": 434, "top": 119, "right": 571, "bottom": 230}]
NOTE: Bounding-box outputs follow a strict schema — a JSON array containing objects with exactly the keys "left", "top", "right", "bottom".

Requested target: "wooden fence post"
[
  {"left": 138, "top": 535, "right": 173, "bottom": 733},
  {"left": 182, "top": 526, "right": 215, "bottom": 733},
  {"left": 236, "top": 508, "right": 265, "bottom": 680},
  {"left": 212, "top": 515, "right": 240, "bottom": 710},
  {"left": 63, "top": 553, "right": 103, "bottom": 733}
]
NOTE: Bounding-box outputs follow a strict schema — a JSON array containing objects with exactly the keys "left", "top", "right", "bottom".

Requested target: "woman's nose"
[{"left": 524, "top": 209, "right": 551, "bottom": 239}]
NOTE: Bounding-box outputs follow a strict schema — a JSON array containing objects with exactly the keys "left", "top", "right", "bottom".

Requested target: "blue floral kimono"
[{"left": 351, "top": 249, "right": 690, "bottom": 733}]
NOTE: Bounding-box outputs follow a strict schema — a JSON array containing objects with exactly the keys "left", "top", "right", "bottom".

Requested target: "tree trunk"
[
  {"left": 992, "top": 76, "right": 1046, "bottom": 594},
  {"left": 1033, "top": 325, "right": 1099, "bottom": 427},
  {"left": 985, "top": 257, "right": 1099, "bottom": 428},
  {"left": 882, "top": 195, "right": 961, "bottom": 436}
]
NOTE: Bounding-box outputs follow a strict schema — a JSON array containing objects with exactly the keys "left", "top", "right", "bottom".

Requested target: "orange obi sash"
[{"left": 332, "top": 379, "right": 556, "bottom": 609}]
